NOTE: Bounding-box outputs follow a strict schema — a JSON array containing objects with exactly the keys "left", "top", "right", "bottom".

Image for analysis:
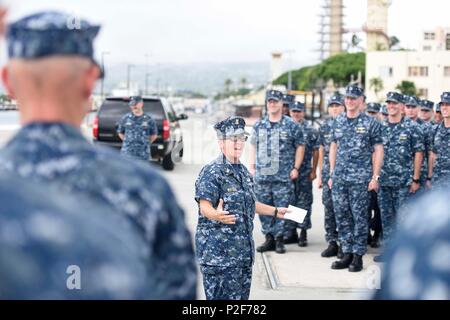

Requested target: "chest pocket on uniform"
[
  {"left": 125, "top": 121, "right": 133, "bottom": 127},
  {"left": 334, "top": 129, "right": 344, "bottom": 140},
  {"left": 141, "top": 121, "right": 149, "bottom": 129},
  {"left": 354, "top": 125, "right": 369, "bottom": 148},
  {"left": 279, "top": 130, "right": 289, "bottom": 140}
]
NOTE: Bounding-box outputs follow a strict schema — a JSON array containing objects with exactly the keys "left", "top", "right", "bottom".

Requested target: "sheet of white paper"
[{"left": 285, "top": 205, "right": 308, "bottom": 224}]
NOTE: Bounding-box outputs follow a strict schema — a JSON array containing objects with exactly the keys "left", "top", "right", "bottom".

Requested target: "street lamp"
[
  {"left": 144, "top": 53, "right": 153, "bottom": 95},
  {"left": 282, "top": 50, "right": 296, "bottom": 92},
  {"left": 100, "top": 51, "right": 110, "bottom": 99},
  {"left": 127, "top": 64, "right": 135, "bottom": 95}
]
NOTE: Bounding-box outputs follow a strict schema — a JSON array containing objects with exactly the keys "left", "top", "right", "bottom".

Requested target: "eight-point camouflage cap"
[
  {"left": 439, "top": 92, "right": 450, "bottom": 106},
  {"left": 6, "top": 11, "right": 104, "bottom": 78},
  {"left": 266, "top": 90, "right": 283, "bottom": 102},
  {"left": 385, "top": 92, "right": 404, "bottom": 104},
  {"left": 420, "top": 99, "right": 434, "bottom": 110},
  {"left": 290, "top": 101, "right": 305, "bottom": 112},
  {"left": 327, "top": 94, "right": 344, "bottom": 107},
  {"left": 367, "top": 102, "right": 381, "bottom": 113},
  {"left": 345, "top": 85, "right": 364, "bottom": 98},
  {"left": 214, "top": 116, "right": 250, "bottom": 138},
  {"left": 129, "top": 96, "right": 143, "bottom": 106}
]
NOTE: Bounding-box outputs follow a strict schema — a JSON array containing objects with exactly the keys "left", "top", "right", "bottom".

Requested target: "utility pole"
[
  {"left": 127, "top": 64, "right": 135, "bottom": 96},
  {"left": 100, "top": 51, "right": 110, "bottom": 99}
]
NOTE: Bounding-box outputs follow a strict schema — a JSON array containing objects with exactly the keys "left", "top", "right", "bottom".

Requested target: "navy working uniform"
[
  {"left": 0, "top": 173, "right": 151, "bottom": 299},
  {"left": 195, "top": 117, "right": 255, "bottom": 300},
  {"left": 117, "top": 96, "right": 157, "bottom": 161},
  {"left": 365, "top": 102, "right": 383, "bottom": 246},
  {"left": 378, "top": 92, "right": 424, "bottom": 249},
  {"left": 319, "top": 95, "right": 343, "bottom": 248},
  {"left": 1, "top": 11, "right": 197, "bottom": 300},
  {"left": 374, "top": 188, "right": 450, "bottom": 300},
  {"left": 251, "top": 90, "right": 305, "bottom": 246},
  {"left": 331, "top": 85, "right": 383, "bottom": 259},
  {"left": 285, "top": 101, "right": 319, "bottom": 243},
  {"left": 412, "top": 98, "right": 434, "bottom": 193},
  {"left": 431, "top": 92, "right": 450, "bottom": 189}
]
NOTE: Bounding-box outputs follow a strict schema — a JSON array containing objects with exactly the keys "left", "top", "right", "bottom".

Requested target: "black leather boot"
[
  {"left": 337, "top": 245, "right": 344, "bottom": 259},
  {"left": 256, "top": 234, "right": 275, "bottom": 253},
  {"left": 298, "top": 229, "right": 308, "bottom": 247},
  {"left": 370, "top": 232, "right": 381, "bottom": 248},
  {"left": 321, "top": 241, "right": 339, "bottom": 258},
  {"left": 348, "top": 254, "right": 363, "bottom": 272},
  {"left": 283, "top": 231, "right": 298, "bottom": 244},
  {"left": 331, "top": 253, "right": 353, "bottom": 269},
  {"left": 275, "top": 236, "right": 286, "bottom": 254}
]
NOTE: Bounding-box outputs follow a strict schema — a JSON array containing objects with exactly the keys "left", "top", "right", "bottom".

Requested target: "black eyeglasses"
[{"left": 227, "top": 136, "right": 248, "bottom": 142}]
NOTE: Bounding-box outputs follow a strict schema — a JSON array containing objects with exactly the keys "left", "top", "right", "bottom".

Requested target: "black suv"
[{"left": 93, "top": 96, "right": 188, "bottom": 170}]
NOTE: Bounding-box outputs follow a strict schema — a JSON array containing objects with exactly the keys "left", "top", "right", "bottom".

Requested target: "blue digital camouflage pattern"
[
  {"left": 195, "top": 155, "right": 256, "bottom": 268},
  {"left": 439, "top": 91, "right": 450, "bottom": 105},
  {"left": 420, "top": 99, "right": 434, "bottom": 111},
  {"left": 117, "top": 112, "right": 157, "bottom": 161},
  {"left": 6, "top": 11, "right": 103, "bottom": 77},
  {"left": 332, "top": 182, "right": 369, "bottom": 255},
  {"left": 414, "top": 118, "right": 434, "bottom": 187},
  {"left": 377, "top": 186, "right": 410, "bottom": 244},
  {"left": 367, "top": 103, "right": 381, "bottom": 113},
  {"left": 378, "top": 117, "right": 423, "bottom": 244},
  {"left": 345, "top": 85, "right": 364, "bottom": 98},
  {"left": 195, "top": 155, "right": 256, "bottom": 300},
  {"left": 250, "top": 115, "right": 304, "bottom": 183},
  {"left": 374, "top": 190, "right": 450, "bottom": 300},
  {"left": 200, "top": 265, "right": 252, "bottom": 300},
  {"left": 319, "top": 118, "right": 338, "bottom": 242},
  {"left": 331, "top": 112, "right": 383, "bottom": 184},
  {"left": 379, "top": 117, "right": 424, "bottom": 187},
  {"left": 0, "top": 172, "right": 151, "bottom": 299},
  {"left": 266, "top": 90, "right": 283, "bottom": 101},
  {"left": 386, "top": 92, "right": 404, "bottom": 104},
  {"left": 0, "top": 123, "right": 197, "bottom": 300},
  {"left": 432, "top": 123, "right": 450, "bottom": 187},
  {"left": 214, "top": 116, "right": 250, "bottom": 138},
  {"left": 287, "top": 121, "right": 319, "bottom": 231},
  {"left": 256, "top": 182, "right": 294, "bottom": 237},
  {"left": 331, "top": 112, "right": 382, "bottom": 256}
]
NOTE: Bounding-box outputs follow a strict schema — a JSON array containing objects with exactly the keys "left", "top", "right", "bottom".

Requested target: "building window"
[
  {"left": 424, "top": 32, "right": 435, "bottom": 40},
  {"left": 423, "top": 46, "right": 432, "bottom": 51},
  {"left": 418, "top": 88, "right": 429, "bottom": 99},
  {"left": 379, "top": 66, "right": 393, "bottom": 78},
  {"left": 446, "top": 33, "right": 450, "bottom": 51},
  {"left": 445, "top": 67, "right": 450, "bottom": 76},
  {"left": 408, "top": 66, "right": 429, "bottom": 77}
]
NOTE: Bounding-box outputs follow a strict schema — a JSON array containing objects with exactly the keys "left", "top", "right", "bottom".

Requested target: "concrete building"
[
  {"left": 366, "top": 28, "right": 450, "bottom": 102},
  {"left": 366, "top": 0, "right": 390, "bottom": 51},
  {"left": 270, "top": 52, "right": 283, "bottom": 82}
]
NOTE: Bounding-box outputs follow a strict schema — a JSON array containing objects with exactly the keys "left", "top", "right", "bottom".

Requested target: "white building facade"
[{"left": 366, "top": 28, "right": 450, "bottom": 102}]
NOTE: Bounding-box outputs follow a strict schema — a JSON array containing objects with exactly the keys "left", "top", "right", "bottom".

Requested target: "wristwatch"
[
  {"left": 412, "top": 179, "right": 420, "bottom": 184},
  {"left": 372, "top": 175, "right": 380, "bottom": 182},
  {"left": 292, "top": 167, "right": 299, "bottom": 172},
  {"left": 426, "top": 177, "right": 432, "bottom": 181},
  {"left": 274, "top": 207, "right": 278, "bottom": 218}
]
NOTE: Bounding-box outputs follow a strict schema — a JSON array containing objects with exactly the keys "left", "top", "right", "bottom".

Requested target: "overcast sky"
[{"left": 1, "top": 0, "right": 449, "bottom": 68}]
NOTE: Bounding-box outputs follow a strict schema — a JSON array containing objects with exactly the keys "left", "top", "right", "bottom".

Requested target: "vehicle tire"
[
  {"left": 179, "top": 148, "right": 184, "bottom": 158},
  {"left": 162, "top": 152, "right": 175, "bottom": 171}
]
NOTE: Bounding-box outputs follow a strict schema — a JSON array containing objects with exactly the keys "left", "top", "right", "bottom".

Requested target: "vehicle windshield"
[{"left": 101, "top": 99, "right": 166, "bottom": 120}]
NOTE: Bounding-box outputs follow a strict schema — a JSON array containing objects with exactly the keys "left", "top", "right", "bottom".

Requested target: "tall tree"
[
  {"left": 224, "top": 79, "right": 233, "bottom": 93},
  {"left": 396, "top": 80, "right": 417, "bottom": 96},
  {"left": 369, "top": 77, "right": 384, "bottom": 100}
]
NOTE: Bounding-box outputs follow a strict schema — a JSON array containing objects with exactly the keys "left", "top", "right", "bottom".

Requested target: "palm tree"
[
  {"left": 224, "top": 79, "right": 233, "bottom": 93},
  {"left": 240, "top": 77, "right": 248, "bottom": 89},
  {"left": 369, "top": 77, "right": 384, "bottom": 101},
  {"left": 396, "top": 80, "right": 417, "bottom": 96}
]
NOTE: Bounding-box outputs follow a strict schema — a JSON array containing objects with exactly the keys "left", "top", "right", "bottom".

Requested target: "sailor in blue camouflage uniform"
[
  {"left": 0, "top": 173, "right": 153, "bottom": 299},
  {"left": 0, "top": 11, "right": 197, "bottom": 300},
  {"left": 419, "top": 99, "right": 435, "bottom": 123},
  {"left": 365, "top": 102, "right": 383, "bottom": 248},
  {"left": 405, "top": 96, "right": 434, "bottom": 194},
  {"left": 328, "top": 85, "right": 384, "bottom": 272},
  {"left": 117, "top": 96, "right": 157, "bottom": 162},
  {"left": 374, "top": 188, "right": 450, "bottom": 300},
  {"left": 381, "top": 104, "right": 388, "bottom": 122},
  {"left": 429, "top": 92, "right": 450, "bottom": 190},
  {"left": 318, "top": 94, "right": 345, "bottom": 258},
  {"left": 195, "top": 116, "right": 288, "bottom": 300},
  {"left": 434, "top": 103, "right": 443, "bottom": 125},
  {"left": 374, "top": 92, "right": 424, "bottom": 263},
  {"left": 282, "top": 93, "right": 295, "bottom": 117},
  {"left": 284, "top": 101, "right": 320, "bottom": 247},
  {"left": 250, "top": 90, "right": 305, "bottom": 254}
]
